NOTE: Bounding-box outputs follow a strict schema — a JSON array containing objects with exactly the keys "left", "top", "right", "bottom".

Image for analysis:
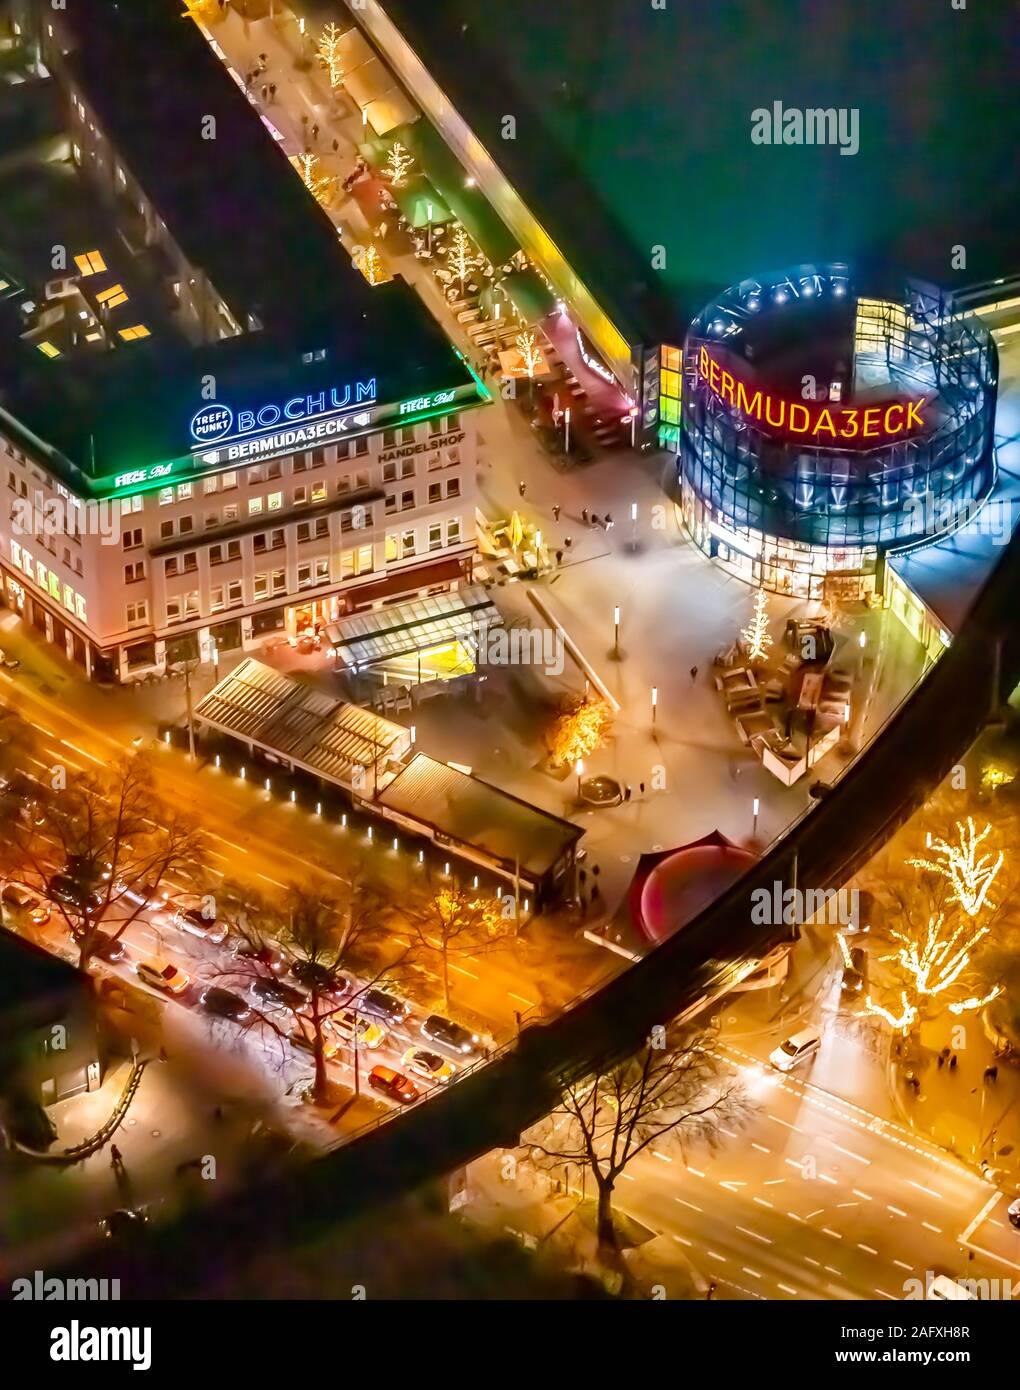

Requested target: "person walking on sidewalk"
[
  {"left": 581, "top": 507, "right": 589, "bottom": 525},
  {"left": 552, "top": 503, "right": 561, "bottom": 522},
  {"left": 518, "top": 480, "right": 527, "bottom": 498},
  {"left": 690, "top": 665, "right": 698, "bottom": 682}
]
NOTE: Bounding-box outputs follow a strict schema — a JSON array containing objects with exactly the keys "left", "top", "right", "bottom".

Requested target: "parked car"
[
  {"left": 200, "top": 987, "right": 251, "bottom": 1023},
  {"left": 249, "top": 976, "right": 307, "bottom": 1014},
  {"left": 420, "top": 1014, "right": 480, "bottom": 1057},
  {"left": 234, "top": 938, "right": 289, "bottom": 976},
  {"left": 47, "top": 873, "right": 104, "bottom": 915},
  {"left": 91, "top": 930, "right": 127, "bottom": 963},
  {"left": 290, "top": 959, "right": 349, "bottom": 1000},
  {"left": 122, "top": 880, "right": 170, "bottom": 910},
  {"left": 927, "top": 1274, "right": 976, "bottom": 1301},
  {"left": 368, "top": 1064, "right": 420, "bottom": 1105},
  {"left": 1008, "top": 1196, "right": 1020, "bottom": 1231},
  {"left": 330, "top": 1008, "right": 386, "bottom": 1049},
  {"left": 0, "top": 770, "right": 48, "bottom": 825},
  {"left": 358, "top": 987, "right": 411, "bottom": 1026},
  {"left": 65, "top": 854, "right": 113, "bottom": 884},
  {"left": 769, "top": 1026, "right": 822, "bottom": 1072},
  {"left": 137, "top": 957, "right": 190, "bottom": 995},
  {"left": 840, "top": 945, "right": 867, "bottom": 995},
  {"left": 291, "top": 1027, "right": 339, "bottom": 1061},
  {"left": 174, "top": 900, "right": 227, "bottom": 946},
  {"left": 401, "top": 1046, "right": 456, "bottom": 1085},
  {"left": 1, "top": 881, "right": 50, "bottom": 925}
]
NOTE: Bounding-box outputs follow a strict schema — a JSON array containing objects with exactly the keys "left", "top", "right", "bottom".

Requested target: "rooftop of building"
[
  {"left": 372, "top": 0, "right": 1020, "bottom": 346},
  {"left": 0, "top": 0, "right": 479, "bottom": 490},
  {"left": 0, "top": 925, "right": 85, "bottom": 1020}
]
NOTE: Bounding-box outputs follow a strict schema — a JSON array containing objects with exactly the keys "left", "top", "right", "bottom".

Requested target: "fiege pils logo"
[{"left": 189, "top": 403, "right": 234, "bottom": 443}]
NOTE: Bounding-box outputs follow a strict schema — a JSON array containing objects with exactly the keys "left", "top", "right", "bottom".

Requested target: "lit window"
[
  {"left": 447, "top": 518, "right": 461, "bottom": 545},
  {"left": 96, "top": 283, "right": 129, "bottom": 307},
  {"left": 63, "top": 584, "right": 74, "bottom": 612},
  {"left": 428, "top": 522, "right": 443, "bottom": 552},
  {"left": 118, "top": 324, "right": 150, "bottom": 341},
  {"left": 37, "top": 341, "right": 60, "bottom": 359},
  {"left": 248, "top": 496, "right": 263, "bottom": 515},
  {"left": 48, "top": 572, "right": 61, "bottom": 600},
  {"left": 73, "top": 250, "right": 107, "bottom": 276},
  {"left": 267, "top": 491, "right": 282, "bottom": 511},
  {"left": 10, "top": 540, "right": 21, "bottom": 568},
  {"left": 177, "top": 482, "right": 192, "bottom": 501},
  {"left": 75, "top": 594, "right": 87, "bottom": 622},
  {"left": 311, "top": 482, "right": 327, "bottom": 503}
]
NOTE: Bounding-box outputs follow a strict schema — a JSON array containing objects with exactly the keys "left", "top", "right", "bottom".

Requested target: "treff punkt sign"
[{"left": 696, "top": 345, "right": 927, "bottom": 445}]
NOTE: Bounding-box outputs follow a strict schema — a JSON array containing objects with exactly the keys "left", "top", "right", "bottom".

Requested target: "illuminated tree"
[
  {"left": 547, "top": 694, "right": 612, "bottom": 769},
  {"left": 515, "top": 329, "right": 543, "bottom": 380},
  {"left": 291, "top": 153, "right": 336, "bottom": 208},
  {"left": 741, "top": 585, "right": 773, "bottom": 664},
  {"left": 181, "top": 0, "right": 221, "bottom": 24},
  {"left": 316, "top": 21, "right": 345, "bottom": 89},
  {"left": 525, "top": 1026, "right": 748, "bottom": 1264},
  {"left": 864, "top": 911, "right": 1001, "bottom": 1035},
  {"left": 447, "top": 224, "right": 482, "bottom": 287},
  {"left": 384, "top": 141, "right": 415, "bottom": 187},
  {"left": 405, "top": 884, "right": 508, "bottom": 1010},
  {"left": 908, "top": 818, "right": 1004, "bottom": 917},
  {"left": 353, "top": 243, "right": 382, "bottom": 285}
]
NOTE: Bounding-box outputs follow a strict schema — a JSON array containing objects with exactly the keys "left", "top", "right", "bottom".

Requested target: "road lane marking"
[
  {"left": 742, "top": 1267, "right": 763, "bottom": 1279},
  {"left": 804, "top": 1257, "right": 821, "bottom": 1267},
  {"left": 652, "top": 1150, "right": 672, "bottom": 1163},
  {"left": 752, "top": 1197, "right": 774, "bottom": 1210},
  {"left": 674, "top": 1198, "right": 702, "bottom": 1213},
  {"left": 887, "top": 1205, "right": 908, "bottom": 1217},
  {"left": 858, "top": 1243, "right": 878, "bottom": 1255},
  {"left": 876, "top": 1288, "right": 897, "bottom": 1300},
  {"left": 768, "top": 1115, "right": 802, "bottom": 1132},
  {"left": 852, "top": 1189, "right": 873, "bottom": 1201},
  {"left": 449, "top": 964, "right": 479, "bottom": 979},
  {"left": 751, "top": 1142, "right": 770, "bottom": 1154},
  {"left": 908, "top": 1180, "right": 943, "bottom": 1200},
  {"left": 687, "top": 1167, "right": 706, "bottom": 1178},
  {"left": 822, "top": 1138, "right": 870, "bottom": 1164},
  {"left": 805, "top": 1209, "right": 824, "bottom": 1220},
  {"left": 736, "top": 1226, "right": 772, "bottom": 1244},
  {"left": 921, "top": 1222, "right": 942, "bottom": 1235},
  {"left": 777, "top": 1283, "right": 799, "bottom": 1296},
  {"left": 822, "top": 1228, "right": 843, "bottom": 1240},
  {"left": 893, "top": 1260, "right": 913, "bottom": 1271},
  {"left": 764, "top": 1178, "right": 785, "bottom": 1186},
  {"left": 960, "top": 1191, "right": 1000, "bottom": 1242},
  {"left": 818, "top": 1173, "right": 837, "bottom": 1185},
  {"left": 958, "top": 1240, "right": 1020, "bottom": 1274},
  {"left": 672, "top": 1234, "right": 693, "bottom": 1247},
  {"left": 508, "top": 992, "right": 536, "bottom": 1007},
  {"left": 707, "top": 1250, "right": 726, "bottom": 1263},
  {"left": 60, "top": 738, "right": 104, "bottom": 766},
  {"left": 719, "top": 1180, "right": 746, "bottom": 1191},
  {"left": 257, "top": 872, "right": 288, "bottom": 890}
]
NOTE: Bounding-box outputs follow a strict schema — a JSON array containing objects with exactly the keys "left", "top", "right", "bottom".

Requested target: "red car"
[{"left": 368, "top": 1065, "right": 420, "bottom": 1105}]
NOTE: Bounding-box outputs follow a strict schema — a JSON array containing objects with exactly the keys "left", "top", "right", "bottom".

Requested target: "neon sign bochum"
[
  {"left": 696, "top": 346, "right": 927, "bottom": 445},
  {"left": 189, "top": 381, "right": 378, "bottom": 450}
]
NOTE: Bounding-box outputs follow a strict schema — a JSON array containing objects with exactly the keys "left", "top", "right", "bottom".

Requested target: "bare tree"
[
  {"left": 525, "top": 1026, "right": 749, "bottom": 1261},
  {"left": 9, "top": 754, "right": 209, "bottom": 970}
]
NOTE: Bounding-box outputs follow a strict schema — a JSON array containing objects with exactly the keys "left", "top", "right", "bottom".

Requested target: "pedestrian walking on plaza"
[
  {"left": 639, "top": 781, "right": 645, "bottom": 797},
  {"left": 591, "top": 884, "right": 601, "bottom": 909},
  {"left": 949, "top": 1053, "right": 958, "bottom": 1071},
  {"left": 260, "top": 84, "right": 268, "bottom": 102},
  {"left": 552, "top": 503, "right": 561, "bottom": 521},
  {"left": 937, "top": 1052, "right": 945, "bottom": 1070},
  {"left": 581, "top": 507, "right": 589, "bottom": 525},
  {"left": 518, "top": 480, "right": 526, "bottom": 497},
  {"left": 555, "top": 549, "right": 564, "bottom": 566},
  {"left": 605, "top": 513, "right": 614, "bottom": 530},
  {"left": 312, "top": 123, "right": 320, "bottom": 143},
  {"left": 268, "top": 83, "right": 277, "bottom": 101},
  {"left": 706, "top": 1281, "right": 717, "bottom": 1301},
  {"left": 258, "top": 52, "right": 268, "bottom": 69},
  {"left": 624, "top": 785, "right": 632, "bottom": 801},
  {"left": 564, "top": 536, "right": 572, "bottom": 549},
  {"left": 332, "top": 137, "right": 339, "bottom": 152},
  {"left": 690, "top": 665, "right": 698, "bottom": 682}
]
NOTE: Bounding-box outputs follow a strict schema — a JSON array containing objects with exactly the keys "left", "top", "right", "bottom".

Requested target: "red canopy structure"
[{"left": 628, "top": 830, "right": 757, "bottom": 947}]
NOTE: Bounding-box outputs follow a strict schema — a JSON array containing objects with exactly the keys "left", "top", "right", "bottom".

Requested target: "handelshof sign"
[
  {"left": 189, "top": 381, "right": 378, "bottom": 449},
  {"left": 696, "top": 346, "right": 927, "bottom": 445}
]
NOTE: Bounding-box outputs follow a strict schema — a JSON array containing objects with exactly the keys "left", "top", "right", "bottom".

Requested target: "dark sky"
[{"left": 390, "top": 0, "right": 1020, "bottom": 335}]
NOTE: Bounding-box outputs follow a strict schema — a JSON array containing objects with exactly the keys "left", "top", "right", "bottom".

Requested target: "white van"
[{"left": 769, "top": 1026, "right": 822, "bottom": 1072}]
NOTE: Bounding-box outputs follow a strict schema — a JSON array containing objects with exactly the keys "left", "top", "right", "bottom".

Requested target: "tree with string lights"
[
  {"left": 384, "top": 141, "right": 415, "bottom": 187},
  {"left": 316, "top": 22, "right": 345, "bottom": 89},
  {"left": 447, "top": 224, "right": 482, "bottom": 288},
  {"left": 353, "top": 243, "right": 383, "bottom": 286},
  {"left": 741, "top": 585, "right": 773, "bottom": 665}
]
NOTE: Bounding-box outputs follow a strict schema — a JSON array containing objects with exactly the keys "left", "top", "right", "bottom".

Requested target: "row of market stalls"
[
  {"left": 193, "top": 658, "right": 581, "bottom": 904},
  {"left": 323, "top": 11, "right": 634, "bottom": 449}
]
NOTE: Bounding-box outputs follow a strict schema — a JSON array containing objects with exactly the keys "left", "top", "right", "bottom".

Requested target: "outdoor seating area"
[{"left": 713, "top": 619, "right": 851, "bottom": 786}]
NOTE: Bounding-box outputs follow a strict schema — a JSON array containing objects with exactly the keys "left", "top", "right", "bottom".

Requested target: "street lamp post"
[
  {"left": 564, "top": 406, "right": 571, "bottom": 455},
  {"left": 575, "top": 759, "right": 584, "bottom": 799},
  {"left": 752, "top": 797, "right": 760, "bottom": 838},
  {"left": 630, "top": 500, "right": 638, "bottom": 551},
  {"left": 651, "top": 685, "right": 658, "bottom": 727},
  {"left": 427, "top": 202, "right": 434, "bottom": 257},
  {"left": 613, "top": 605, "right": 621, "bottom": 658}
]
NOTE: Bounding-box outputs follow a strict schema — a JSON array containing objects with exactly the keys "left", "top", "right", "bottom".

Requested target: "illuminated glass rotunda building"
[{"left": 677, "top": 264, "right": 998, "bottom": 600}]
